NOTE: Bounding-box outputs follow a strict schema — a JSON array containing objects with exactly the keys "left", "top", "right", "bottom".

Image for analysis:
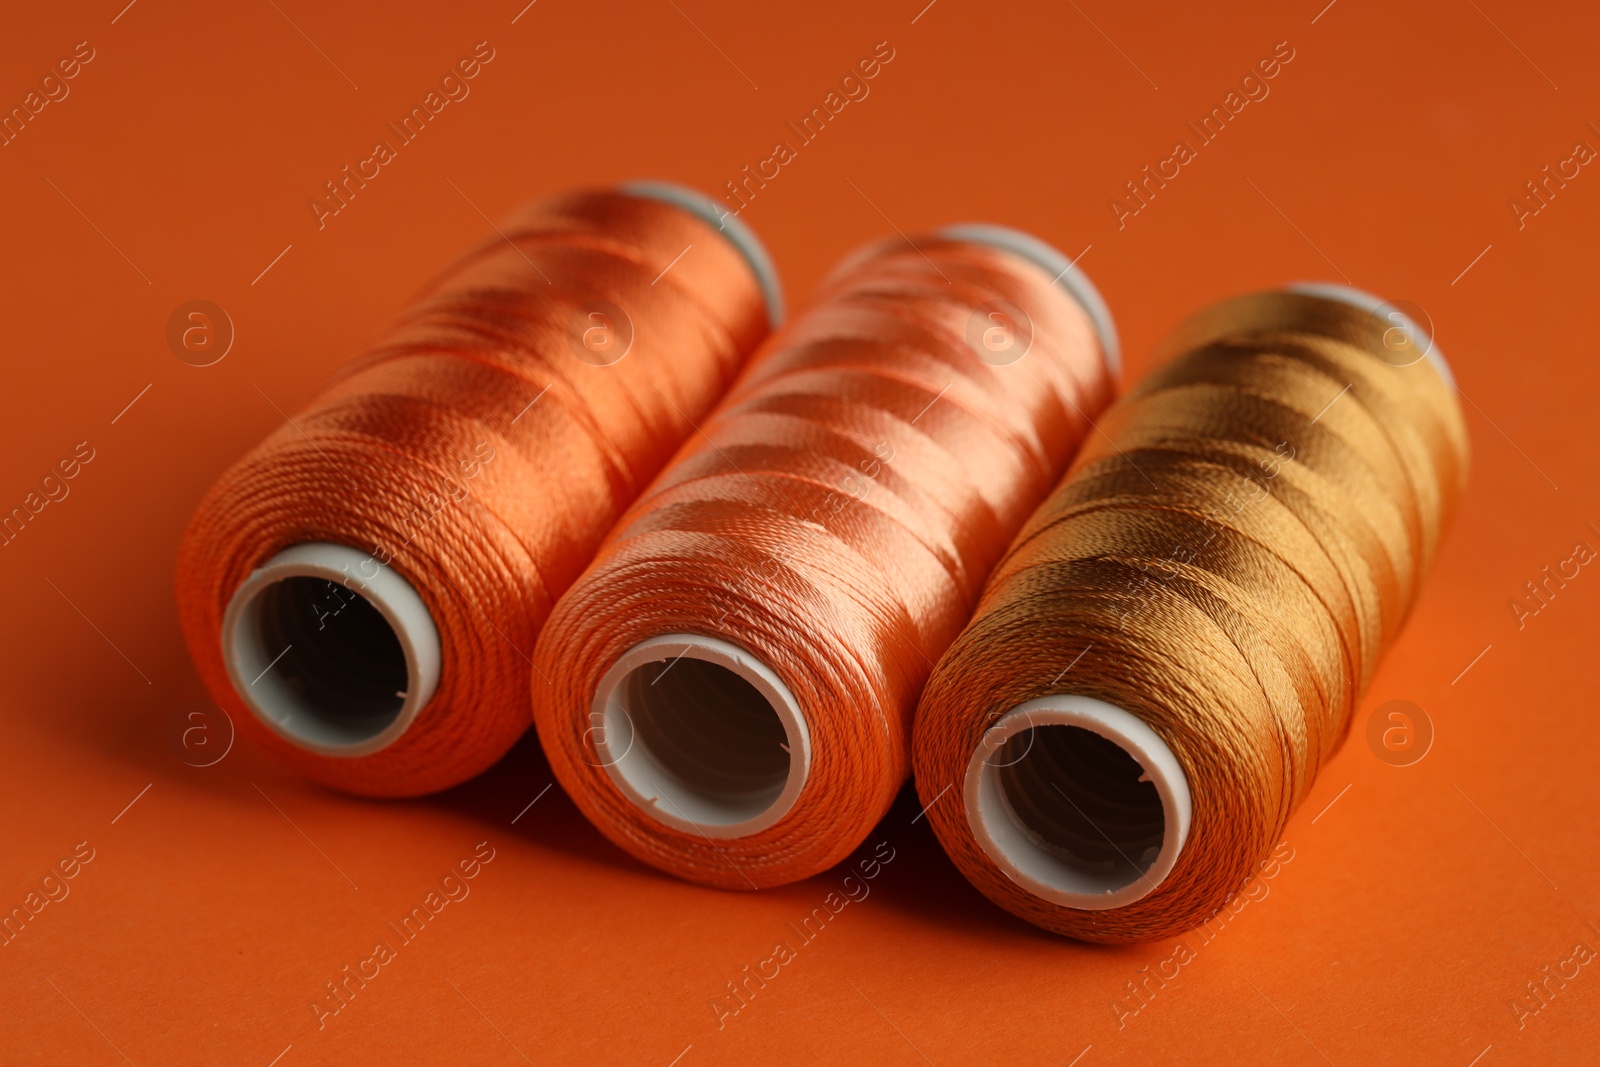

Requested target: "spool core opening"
[
  {"left": 221, "top": 542, "right": 442, "bottom": 757},
  {"left": 254, "top": 577, "right": 407, "bottom": 722},
  {"left": 996, "top": 725, "right": 1165, "bottom": 878},
  {"left": 965, "top": 696, "right": 1191, "bottom": 909},
  {"left": 592, "top": 635, "right": 810, "bottom": 838}
]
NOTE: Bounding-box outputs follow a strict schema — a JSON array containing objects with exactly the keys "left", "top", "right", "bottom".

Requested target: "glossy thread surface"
[
  {"left": 533, "top": 234, "right": 1114, "bottom": 887},
  {"left": 177, "top": 189, "right": 770, "bottom": 795},
  {"left": 914, "top": 292, "right": 1469, "bottom": 941}
]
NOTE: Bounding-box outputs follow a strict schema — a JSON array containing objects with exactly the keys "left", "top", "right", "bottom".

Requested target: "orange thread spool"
[
  {"left": 531, "top": 226, "right": 1117, "bottom": 887},
  {"left": 176, "top": 184, "right": 778, "bottom": 796},
  {"left": 912, "top": 286, "right": 1468, "bottom": 941}
]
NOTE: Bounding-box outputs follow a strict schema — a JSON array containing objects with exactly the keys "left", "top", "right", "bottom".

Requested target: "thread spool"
[
  {"left": 177, "top": 183, "right": 778, "bottom": 796},
  {"left": 532, "top": 226, "right": 1117, "bottom": 887},
  {"left": 913, "top": 286, "right": 1468, "bottom": 941}
]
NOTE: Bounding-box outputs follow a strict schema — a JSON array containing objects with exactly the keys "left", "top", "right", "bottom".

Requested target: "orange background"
[{"left": 2, "top": 1, "right": 1597, "bottom": 1063}]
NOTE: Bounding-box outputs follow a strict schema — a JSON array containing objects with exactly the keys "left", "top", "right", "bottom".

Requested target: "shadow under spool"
[
  {"left": 913, "top": 284, "right": 1468, "bottom": 940},
  {"left": 180, "top": 182, "right": 780, "bottom": 795},
  {"left": 533, "top": 223, "right": 1119, "bottom": 885}
]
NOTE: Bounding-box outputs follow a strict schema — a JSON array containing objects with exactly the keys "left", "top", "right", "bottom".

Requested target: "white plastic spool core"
[
  {"left": 591, "top": 634, "right": 811, "bottom": 838},
  {"left": 221, "top": 542, "right": 442, "bottom": 757},
  {"left": 939, "top": 223, "right": 1122, "bottom": 378},
  {"left": 622, "top": 180, "right": 785, "bottom": 329},
  {"left": 1288, "top": 281, "right": 1455, "bottom": 389},
  {"left": 965, "top": 695, "right": 1192, "bottom": 910}
]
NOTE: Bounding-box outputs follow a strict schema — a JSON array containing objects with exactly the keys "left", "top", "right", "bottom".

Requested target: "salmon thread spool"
[
  {"left": 176, "top": 183, "right": 780, "bottom": 797},
  {"left": 531, "top": 225, "right": 1119, "bottom": 888},
  {"left": 912, "top": 285, "right": 1469, "bottom": 942}
]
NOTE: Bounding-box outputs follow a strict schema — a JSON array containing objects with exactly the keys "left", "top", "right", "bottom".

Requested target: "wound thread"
[
  {"left": 532, "top": 227, "right": 1116, "bottom": 887},
  {"left": 914, "top": 289, "right": 1468, "bottom": 941},
  {"left": 177, "top": 185, "right": 775, "bottom": 796}
]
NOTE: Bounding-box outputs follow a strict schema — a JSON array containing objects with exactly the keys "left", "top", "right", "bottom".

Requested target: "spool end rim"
[
  {"left": 622, "top": 180, "right": 785, "bottom": 330},
  {"left": 963, "top": 694, "right": 1191, "bottom": 911},
  {"left": 220, "top": 542, "right": 441, "bottom": 758},
  {"left": 591, "top": 634, "right": 811, "bottom": 840},
  {"left": 938, "top": 222, "right": 1122, "bottom": 378},
  {"left": 1287, "top": 281, "right": 1455, "bottom": 389}
]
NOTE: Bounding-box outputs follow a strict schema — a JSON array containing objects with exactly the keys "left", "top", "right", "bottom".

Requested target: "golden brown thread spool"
[
  {"left": 176, "top": 183, "right": 779, "bottom": 797},
  {"left": 912, "top": 285, "right": 1468, "bottom": 941},
  {"left": 530, "top": 225, "right": 1119, "bottom": 888}
]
